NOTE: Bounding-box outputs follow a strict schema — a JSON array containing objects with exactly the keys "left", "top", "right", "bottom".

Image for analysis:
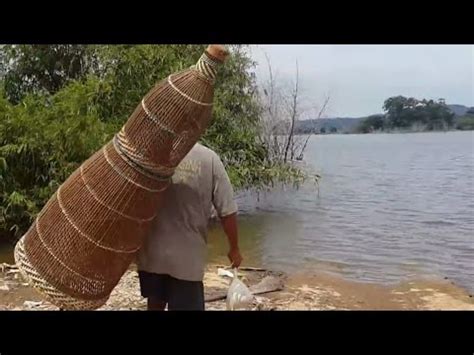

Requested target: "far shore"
[{"left": 293, "top": 129, "right": 474, "bottom": 136}]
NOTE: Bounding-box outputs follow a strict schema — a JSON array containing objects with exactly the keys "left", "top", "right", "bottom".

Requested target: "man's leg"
[
  {"left": 166, "top": 276, "right": 205, "bottom": 311},
  {"left": 138, "top": 271, "right": 169, "bottom": 311}
]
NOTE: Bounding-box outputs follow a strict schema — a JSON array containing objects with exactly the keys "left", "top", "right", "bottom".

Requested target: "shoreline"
[
  {"left": 294, "top": 128, "right": 474, "bottom": 136},
  {"left": 1, "top": 263, "right": 473, "bottom": 310}
]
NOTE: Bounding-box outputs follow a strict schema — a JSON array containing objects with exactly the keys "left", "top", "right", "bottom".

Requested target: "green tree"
[
  {"left": 356, "top": 115, "right": 385, "bottom": 133},
  {"left": 382, "top": 96, "right": 454, "bottom": 131},
  {"left": 456, "top": 108, "right": 474, "bottom": 130},
  {"left": 90, "top": 45, "right": 205, "bottom": 123},
  {"left": 0, "top": 45, "right": 306, "bottom": 241},
  {"left": 0, "top": 46, "right": 6, "bottom": 79},
  {"left": 0, "top": 81, "right": 111, "bottom": 240},
  {"left": 456, "top": 116, "right": 474, "bottom": 130},
  {"left": 383, "top": 96, "right": 419, "bottom": 128},
  {"left": 1, "top": 45, "right": 100, "bottom": 104}
]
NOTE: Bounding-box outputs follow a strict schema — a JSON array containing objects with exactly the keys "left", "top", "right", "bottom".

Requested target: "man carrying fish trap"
[{"left": 136, "top": 142, "right": 243, "bottom": 311}]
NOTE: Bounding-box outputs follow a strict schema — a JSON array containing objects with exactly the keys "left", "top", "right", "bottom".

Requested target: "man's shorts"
[{"left": 138, "top": 271, "right": 205, "bottom": 311}]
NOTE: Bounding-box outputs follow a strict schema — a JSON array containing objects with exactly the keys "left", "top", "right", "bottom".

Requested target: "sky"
[{"left": 249, "top": 45, "right": 474, "bottom": 118}]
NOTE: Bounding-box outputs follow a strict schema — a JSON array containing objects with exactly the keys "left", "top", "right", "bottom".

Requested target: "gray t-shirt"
[{"left": 137, "top": 143, "right": 238, "bottom": 281}]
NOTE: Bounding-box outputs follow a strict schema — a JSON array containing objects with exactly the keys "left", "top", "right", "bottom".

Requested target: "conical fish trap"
[{"left": 14, "top": 45, "right": 229, "bottom": 310}]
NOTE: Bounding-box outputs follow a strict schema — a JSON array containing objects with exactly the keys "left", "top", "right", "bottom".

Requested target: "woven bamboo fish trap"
[{"left": 14, "top": 45, "right": 229, "bottom": 310}]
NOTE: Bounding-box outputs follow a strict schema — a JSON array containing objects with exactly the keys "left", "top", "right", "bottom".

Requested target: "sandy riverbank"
[{"left": 0, "top": 263, "right": 473, "bottom": 310}]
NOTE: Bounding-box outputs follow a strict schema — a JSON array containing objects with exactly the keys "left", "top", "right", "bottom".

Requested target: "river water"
[{"left": 208, "top": 131, "right": 474, "bottom": 292}]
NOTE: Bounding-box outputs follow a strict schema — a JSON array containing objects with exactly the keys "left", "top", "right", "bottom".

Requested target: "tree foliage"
[
  {"left": 0, "top": 45, "right": 305, "bottom": 241},
  {"left": 2, "top": 45, "right": 101, "bottom": 104},
  {"left": 356, "top": 114, "right": 386, "bottom": 133},
  {"left": 357, "top": 96, "right": 455, "bottom": 133},
  {"left": 456, "top": 108, "right": 474, "bottom": 130},
  {"left": 383, "top": 96, "right": 454, "bottom": 130}
]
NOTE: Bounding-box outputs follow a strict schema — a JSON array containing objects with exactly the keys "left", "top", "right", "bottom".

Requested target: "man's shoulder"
[{"left": 194, "top": 143, "right": 220, "bottom": 160}]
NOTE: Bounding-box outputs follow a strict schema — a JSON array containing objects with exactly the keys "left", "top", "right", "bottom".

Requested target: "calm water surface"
[{"left": 208, "top": 131, "right": 474, "bottom": 292}]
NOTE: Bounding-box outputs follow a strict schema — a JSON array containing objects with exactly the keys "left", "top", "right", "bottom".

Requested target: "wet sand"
[
  {"left": 277, "top": 272, "right": 474, "bottom": 310},
  {"left": 0, "top": 263, "right": 473, "bottom": 310}
]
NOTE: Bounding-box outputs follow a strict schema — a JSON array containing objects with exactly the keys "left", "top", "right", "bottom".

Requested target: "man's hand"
[
  {"left": 220, "top": 213, "right": 242, "bottom": 268},
  {"left": 227, "top": 248, "right": 243, "bottom": 268}
]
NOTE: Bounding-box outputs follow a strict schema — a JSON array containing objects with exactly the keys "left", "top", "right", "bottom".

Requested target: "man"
[{"left": 137, "top": 142, "right": 242, "bottom": 311}]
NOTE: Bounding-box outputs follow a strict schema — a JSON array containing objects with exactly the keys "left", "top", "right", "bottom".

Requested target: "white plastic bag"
[{"left": 226, "top": 268, "right": 254, "bottom": 310}]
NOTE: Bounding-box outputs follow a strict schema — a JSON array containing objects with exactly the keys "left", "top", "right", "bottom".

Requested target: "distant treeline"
[
  {"left": 356, "top": 96, "right": 472, "bottom": 133},
  {"left": 294, "top": 97, "right": 474, "bottom": 134}
]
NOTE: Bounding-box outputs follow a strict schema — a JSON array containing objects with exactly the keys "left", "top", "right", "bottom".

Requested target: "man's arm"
[
  {"left": 211, "top": 151, "right": 243, "bottom": 268},
  {"left": 220, "top": 212, "right": 242, "bottom": 268}
]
